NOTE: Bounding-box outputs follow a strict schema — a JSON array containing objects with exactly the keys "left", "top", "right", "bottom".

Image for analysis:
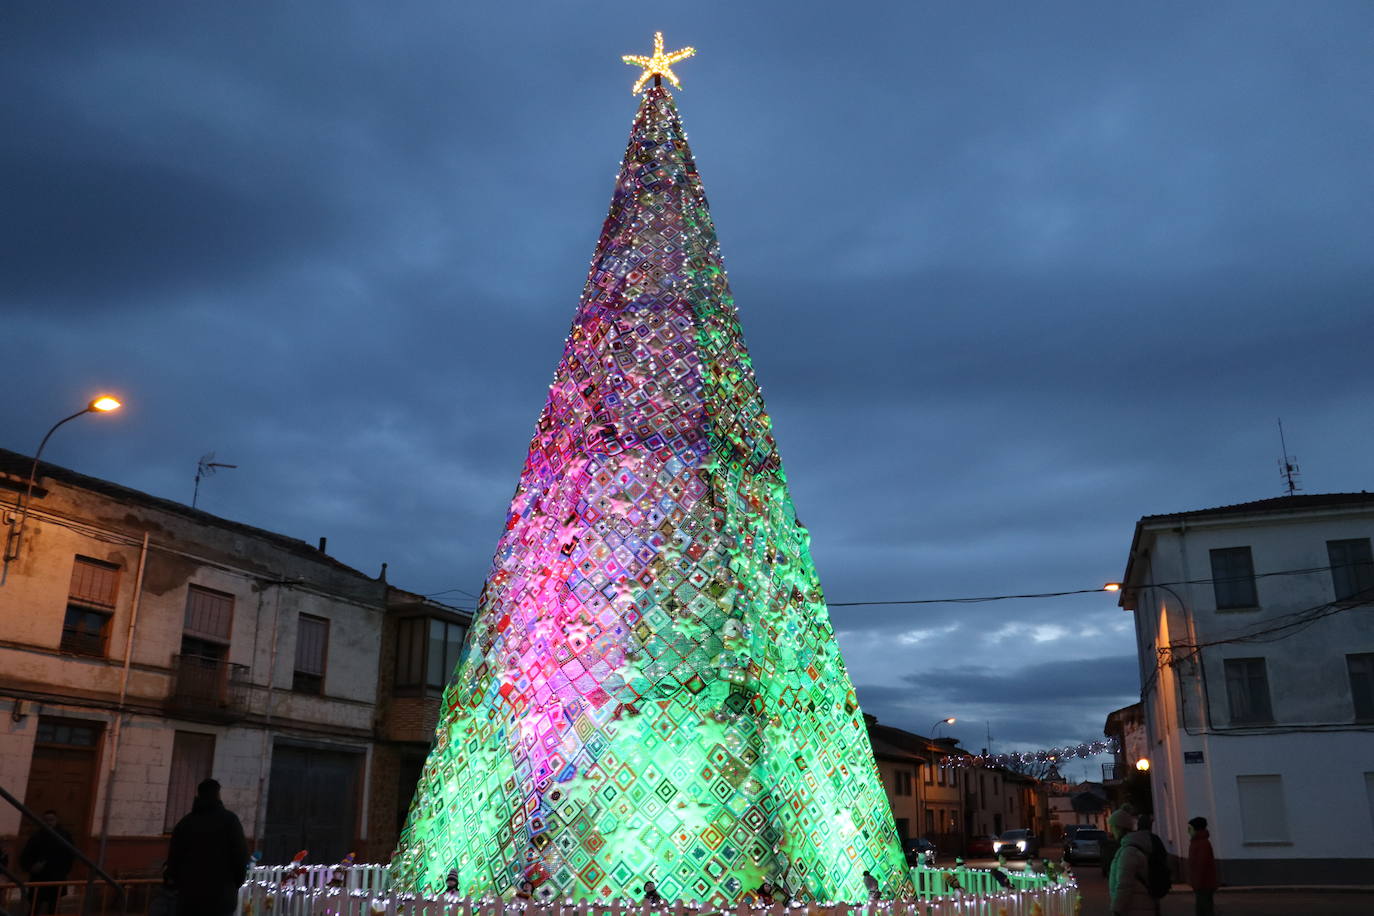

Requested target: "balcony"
[
  {"left": 1101, "top": 762, "right": 1120, "bottom": 782},
  {"left": 168, "top": 654, "right": 250, "bottom": 720}
]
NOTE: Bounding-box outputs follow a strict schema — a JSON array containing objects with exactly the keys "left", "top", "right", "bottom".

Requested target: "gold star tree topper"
[{"left": 622, "top": 31, "right": 696, "bottom": 94}]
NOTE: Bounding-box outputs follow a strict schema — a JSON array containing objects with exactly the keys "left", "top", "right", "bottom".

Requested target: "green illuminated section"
[{"left": 391, "top": 87, "right": 910, "bottom": 904}]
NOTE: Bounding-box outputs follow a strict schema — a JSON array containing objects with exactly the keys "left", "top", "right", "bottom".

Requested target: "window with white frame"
[
  {"left": 1328, "top": 538, "right": 1374, "bottom": 603},
  {"left": 1210, "top": 546, "right": 1258, "bottom": 609},
  {"left": 1347, "top": 653, "right": 1374, "bottom": 721},
  {"left": 1236, "top": 774, "right": 1289, "bottom": 843},
  {"left": 1224, "top": 657, "right": 1274, "bottom": 724}
]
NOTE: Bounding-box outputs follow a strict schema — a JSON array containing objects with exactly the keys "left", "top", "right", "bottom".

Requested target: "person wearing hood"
[
  {"left": 166, "top": 778, "right": 249, "bottom": 916},
  {"left": 1107, "top": 807, "right": 1156, "bottom": 915},
  {"left": 1187, "top": 817, "right": 1218, "bottom": 915}
]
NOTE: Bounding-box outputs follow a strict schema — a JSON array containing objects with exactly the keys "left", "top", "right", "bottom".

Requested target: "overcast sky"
[{"left": 5, "top": 1, "right": 1372, "bottom": 769}]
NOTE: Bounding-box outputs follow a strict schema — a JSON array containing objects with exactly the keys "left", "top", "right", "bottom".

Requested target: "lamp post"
[
  {"left": 932, "top": 716, "right": 956, "bottom": 737},
  {"left": 2, "top": 396, "right": 122, "bottom": 585}
]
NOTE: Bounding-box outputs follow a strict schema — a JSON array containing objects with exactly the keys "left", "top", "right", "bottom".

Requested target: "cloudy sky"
[{"left": 5, "top": 1, "right": 1372, "bottom": 769}]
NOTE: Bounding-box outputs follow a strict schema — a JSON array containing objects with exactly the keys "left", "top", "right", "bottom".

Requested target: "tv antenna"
[
  {"left": 1277, "top": 419, "right": 1301, "bottom": 497},
  {"left": 193, "top": 453, "right": 238, "bottom": 508}
]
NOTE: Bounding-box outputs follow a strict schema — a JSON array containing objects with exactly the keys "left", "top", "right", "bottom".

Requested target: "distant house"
[
  {"left": 864, "top": 716, "right": 969, "bottom": 854},
  {"left": 1117, "top": 493, "right": 1374, "bottom": 884},
  {"left": 1046, "top": 781, "right": 1107, "bottom": 839},
  {"left": 0, "top": 448, "right": 469, "bottom": 872}
]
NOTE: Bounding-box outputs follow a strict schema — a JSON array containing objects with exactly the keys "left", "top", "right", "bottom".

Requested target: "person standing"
[
  {"left": 166, "top": 778, "right": 249, "bottom": 916},
  {"left": 1187, "top": 817, "right": 1218, "bottom": 916},
  {"left": 862, "top": 869, "right": 880, "bottom": 900},
  {"left": 19, "top": 810, "right": 75, "bottom": 915},
  {"left": 1107, "top": 808, "right": 1155, "bottom": 916}
]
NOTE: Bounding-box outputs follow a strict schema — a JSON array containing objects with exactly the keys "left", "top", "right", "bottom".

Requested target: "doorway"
[
  {"left": 261, "top": 743, "right": 361, "bottom": 864},
  {"left": 22, "top": 718, "right": 104, "bottom": 865}
]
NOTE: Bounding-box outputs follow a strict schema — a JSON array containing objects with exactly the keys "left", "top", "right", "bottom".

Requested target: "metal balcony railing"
[
  {"left": 1101, "top": 762, "right": 1120, "bottom": 781},
  {"left": 168, "top": 653, "right": 250, "bottom": 717}
]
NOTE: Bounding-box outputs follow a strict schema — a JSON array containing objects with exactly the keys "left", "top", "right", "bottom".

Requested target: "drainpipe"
[
  {"left": 253, "top": 583, "right": 286, "bottom": 851},
  {"left": 96, "top": 531, "right": 149, "bottom": 870}
]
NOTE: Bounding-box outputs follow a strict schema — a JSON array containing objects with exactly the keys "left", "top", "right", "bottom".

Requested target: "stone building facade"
[{"left": 0, "top": 448, "right": 468, "bottom": 873}]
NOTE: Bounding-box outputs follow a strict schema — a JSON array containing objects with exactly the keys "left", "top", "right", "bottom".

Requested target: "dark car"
[
  {"left": 902, "top": 837, "right": 938, "bottom": 865},
  {"left": 994, "top": 829, "right": 1040, "bottom": 859},
  {"left": 965, "top": 835, "right": 998, "bottom": 857},
  {"left": 1064, "top": 828, "right": 1108, "bottom": 864}
]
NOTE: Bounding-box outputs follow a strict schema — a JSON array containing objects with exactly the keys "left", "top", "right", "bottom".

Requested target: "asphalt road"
[{"left": 962, "top": 851, "right": 1373, "bottom": 916}]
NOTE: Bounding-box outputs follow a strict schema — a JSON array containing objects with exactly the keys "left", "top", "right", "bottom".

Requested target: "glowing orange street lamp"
[
  {"left": 1103, "top": 582, "right": 1122, "bottom": 592},
  {"left": 2, "top": 395, "right": 124, "bottom": 585},
  {"left": 1136, "top": 757, "right": 1151, "bottom": 772}
]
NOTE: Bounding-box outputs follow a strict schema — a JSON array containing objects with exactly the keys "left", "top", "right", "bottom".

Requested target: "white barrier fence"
[{"left": 239, "top": 866, "right": 1079, "bottom": 916}]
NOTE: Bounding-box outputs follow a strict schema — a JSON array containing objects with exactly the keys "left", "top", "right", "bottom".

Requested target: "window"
[
  {"left": 894, "top": 769, "right": 913, "bottom": 796},
  {"left": 293, "top": 614, "right": 329, "bottom": 694},
  {"left": 36, "top": 718, "right": 101, "bottom": 747},
  {"left": 164, "top": 732, "right": 215, "bottom": 832},
  {"left": 395, "top": 617, "right": 467, "bottom": 693},
  {"left": 1328, "top": 538, "right": 1374, "bottom": 603},
  {"left": 1224, "top": 657, "right": 1274, "bottom": 724},
  {"left": 1236, "top": 774, "right": 1289, "bottom": 843},
  {"left": 1366, "top": 773, "right": 1374, "bottom": 835},
  {"left": 61, "top": 557, "right": 119, "bottom": 656},
  {"left": 1210, "top": 546, "right": 1258, "bottom": 609},
  {"left": 924, "top": 809, "right": 934, "bottom": 835},
  {"left": 923, "top": 758, "right": 934, "bottom": 785},
  {"left": 181, "top": 586, "right": 233, "bottom": 662},
  {"left": 895, "top": 817, "right": 909, "bottom": 843},
  {"left": 1348, "top": 653, "right": 1374, "bottom": 721}
]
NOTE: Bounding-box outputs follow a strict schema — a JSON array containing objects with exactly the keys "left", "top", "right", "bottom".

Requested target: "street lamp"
[
  {"left": 2, "top": 396, "right": 123, "bottom": 585},
  {"left": 932, "top": 716, "right": 956, "bottom": 737},
  {"left": 1135, "top": 757, "right": 1151, "bottom": 772}
]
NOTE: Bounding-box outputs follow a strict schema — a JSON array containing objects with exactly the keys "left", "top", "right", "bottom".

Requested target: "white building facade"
[{"left": 1118, "top": 493, "right": 1374, "bottom": 884}]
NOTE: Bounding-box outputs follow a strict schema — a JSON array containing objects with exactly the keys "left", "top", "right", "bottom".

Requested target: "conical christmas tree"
[{"left": 392, "top": 39, "right": 910, "bottom": 904}]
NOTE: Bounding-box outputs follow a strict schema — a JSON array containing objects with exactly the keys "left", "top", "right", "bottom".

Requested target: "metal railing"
[
  {"left": 167, "top": 653, "right": 250, "bottom": 715},
  {"left": 0, "top": 879, "right": 162, "bottom": 916},
  {"left": 239, "top": 864, "right": 1078, "bottom": 916},
  {"left": 235, "top": 887, "right": 1081, "bottom": 916},
  {"left": 0, "top": 784, "right": 128, "bottom": 916}
]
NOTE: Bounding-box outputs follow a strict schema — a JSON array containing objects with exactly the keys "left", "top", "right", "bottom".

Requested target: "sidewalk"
[{"left": 1074, "top": 865, "right": 1374, "bottom": 915}]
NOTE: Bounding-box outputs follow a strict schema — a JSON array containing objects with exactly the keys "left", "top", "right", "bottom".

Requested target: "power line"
[{"left": 418, "top": 561, "right": 1356, "bottom": 611}]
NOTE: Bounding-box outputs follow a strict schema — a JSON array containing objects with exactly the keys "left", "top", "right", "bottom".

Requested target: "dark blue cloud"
[{"left": 3, "top": 0, "right": 1372, "bottom": 751}]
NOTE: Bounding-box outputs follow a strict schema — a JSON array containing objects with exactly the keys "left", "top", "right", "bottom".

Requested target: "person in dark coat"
[
  {"left": 166, "top": 778, "right": 249, "bottom": 916},
  {"left": 1187, "top": 816, "right": 1218, "bottom": 916},
  {"left": 19, "top": 810, "right": 75, "bottom": 915}
]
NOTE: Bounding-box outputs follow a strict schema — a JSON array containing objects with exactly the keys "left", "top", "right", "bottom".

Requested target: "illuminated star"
[{"left": 622, "top": 31, "right": 696, "bottom": 94}]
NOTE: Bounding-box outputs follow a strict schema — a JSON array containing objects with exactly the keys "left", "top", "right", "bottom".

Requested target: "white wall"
[{"left": 1128, "top": 503, "right": 1374, "bottom": 871}]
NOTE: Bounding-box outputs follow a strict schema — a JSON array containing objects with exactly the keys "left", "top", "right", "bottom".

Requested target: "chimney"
[{"left": 317, "top": 537, "right": 327, "bottom": 553}]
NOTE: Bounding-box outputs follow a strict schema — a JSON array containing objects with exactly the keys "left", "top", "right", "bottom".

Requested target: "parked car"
[
  {"left": 994, "top": 829, "right": 1040, "bottom": 859},
  {"left": 902, "top": 837, "right": 939, "bottom": 865},
  {"left": 1062, "top": 824, "right": 1097, "bottom": 842},
  {"left": 1064, "top": 828, "right": 1108, "bottom": 864},
  {"left": 965, "top": 835, "right": 998, "bottom": 857}
]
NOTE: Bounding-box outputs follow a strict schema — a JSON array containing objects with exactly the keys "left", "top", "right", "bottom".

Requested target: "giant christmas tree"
[{"left": 392, "top": 36, "right": 910, "bottom": 903}]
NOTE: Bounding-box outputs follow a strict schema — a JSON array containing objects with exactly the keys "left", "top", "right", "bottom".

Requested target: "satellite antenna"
[
  {"left": 193, "top": 452, "right": 238, "bottom": 508},
  {"left": 1277, "top": 419, "right": 1301, "bottom": 497}
]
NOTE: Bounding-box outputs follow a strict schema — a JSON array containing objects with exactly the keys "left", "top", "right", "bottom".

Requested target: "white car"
[{"left": 1064, "top": 828, "right": 1109, "bottom": 863}]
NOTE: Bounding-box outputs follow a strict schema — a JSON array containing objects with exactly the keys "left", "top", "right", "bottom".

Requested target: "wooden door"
[{"left": 22, "top": 718, "right": 103, "bottom": 866}]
